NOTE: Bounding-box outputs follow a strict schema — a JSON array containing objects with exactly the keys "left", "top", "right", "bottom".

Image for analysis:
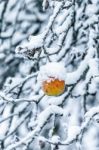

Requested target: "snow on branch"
[
  {"left": 0, "top": 91, "right": 44, "bottom": 104},
  {"left": 66, "top": 25, "right": 98, "bottom": 85},
  {"left": 5, "top": 72, "right": 38, "bottom": 93},
  {"left": 15, "top": 1, "right": 64, "bottom": 59},
  {"left": 5, "top": 105, "right": 63, "bottom": 150},
  {"left": 5, "top": 105, "right": 99, "bottom": 150}
]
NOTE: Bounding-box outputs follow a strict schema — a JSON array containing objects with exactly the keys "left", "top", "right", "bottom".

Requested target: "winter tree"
[
  {"left": 0, "top": 0, "right": 99, "bottom": 150},
  {"left": 0, "top": 0, "right": 47, "bottom": 88}
]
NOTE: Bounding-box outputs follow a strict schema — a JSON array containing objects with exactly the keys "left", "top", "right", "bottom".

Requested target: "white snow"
[
  {"left": 37, "top": 105, "right": 64, "bottom": 128},
  {"left": 86, "top": 4, "right": 98, "bottom": 17},
  {"left": 42, "top": 0, "right": 48, "bottom": 11},
  {"left": 51, "top": 135, "right": 60, "bottom": 144},
  {"left": 88, "top": 58, "right": 99, "bottom": 77},
  {"left": 15, "top": 33, "right": 45, "bottom": 54},
  {"left": 67, "top": 125, "right": 80, "bottom": 141},
  {"left": 37, "top": 62, "right": 66, "bottom": 84},
  {"left": 85, "top": 106, "right": 99, "bottom": 119}
]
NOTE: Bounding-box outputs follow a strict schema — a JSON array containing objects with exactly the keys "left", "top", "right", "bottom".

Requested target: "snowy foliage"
[{"left": 0, "top": 0, "right": 99, "bottom": 150}]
